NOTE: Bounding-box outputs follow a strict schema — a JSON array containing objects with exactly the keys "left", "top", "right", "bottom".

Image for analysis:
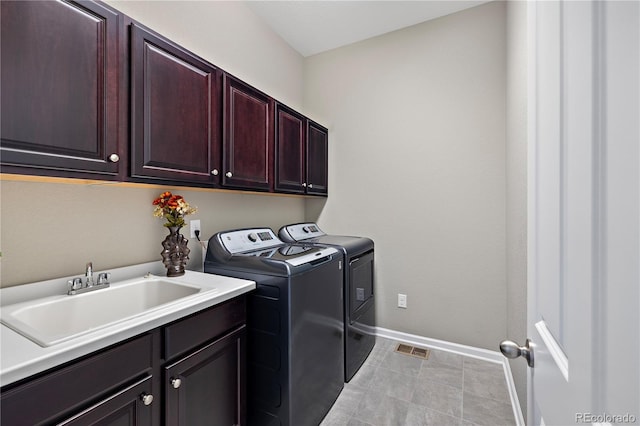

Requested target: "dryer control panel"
[
  {"left": 280, "top": 222, "right": 326, "bottom": 242},
  {"left": 218, "top": 228, "right": 282, "bottom": 254}
]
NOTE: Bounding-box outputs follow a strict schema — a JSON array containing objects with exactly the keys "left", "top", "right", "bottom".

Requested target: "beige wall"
[
  {"left": 304, "top": 2, "right": 507, "bottom": 350},
  {"left": 0, "top": 1, "right": 306, "bottom": 287},
  {"left": 0, "top": 182, "right": 304, "bottom": 285},
  {"left": 506, "top": 0, "right": 528, "bottom": 412}
]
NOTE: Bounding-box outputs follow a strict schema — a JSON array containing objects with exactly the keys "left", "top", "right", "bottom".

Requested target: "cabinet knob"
[
  {"left": 140, "top": 394, "right": 154, "bottom": 406},
  {"left": 171, "top": 377, "right": 182, "bottom": 389},
  {"left": 308, "top": 184, "right": 313, "bottom": 189},
  {"left": 302, "top": 183, "right": 307, "bottom": 187},
  {"left": 211, "top": 169, "right": 219, "bottom": 176},
  {"left": 108, "top": 153, "right": 120, "bottom": 163},
  {"left": 225, "top": 172, "right": 232, "bottom": 178}
]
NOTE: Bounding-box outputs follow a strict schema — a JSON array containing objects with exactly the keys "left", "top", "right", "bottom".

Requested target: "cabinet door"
[
  {"left": 223, "top": 75, "right": 273, "bottom": 191},
  {"left": 0, "top": 334, "right": 153, "bottom": 426},
  {"left": 275, "top": 104, "right": 306, "bottom": 194},
  {"left": 130, "top": 23, "right": 221, "bottom": 186},
  {"left": 306, "top": 121, "right": 329, "bottom": 196},
  {"left": 0, "top": 0, "right": 122, "bottom": 179},
  {"left": 165, "top": 326, "right": 246, "bottom": 426},
  {"left": 57, "top": 377, "right": 153, "bottom": 426}
]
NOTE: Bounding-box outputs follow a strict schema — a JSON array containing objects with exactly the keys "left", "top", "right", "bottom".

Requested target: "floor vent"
[{"left": 395, "top": 343, "right": 430, "bottom": 360}]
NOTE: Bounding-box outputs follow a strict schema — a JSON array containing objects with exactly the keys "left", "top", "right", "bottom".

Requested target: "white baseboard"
[{"left": 374, "top": 326, "right": 525, "bottom": 426}]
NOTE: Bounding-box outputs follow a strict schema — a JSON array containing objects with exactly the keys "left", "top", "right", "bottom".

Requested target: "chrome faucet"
[
  {"left": 85, "top": 262, "right": 94, "bottom": 287},
  {"left": 67, "top": 262, "right": 111, "bottom": 295}
]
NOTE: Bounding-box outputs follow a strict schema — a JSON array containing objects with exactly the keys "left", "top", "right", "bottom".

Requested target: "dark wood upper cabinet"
[
  {"left": 1, "top": 2, "right": 327, "bottom": 196},
  {"left": 130, "top": 23, "right": 221, "bottom": 186},
  {"left": 0, "top": 0, "right": 123, "bottom": 179},
  {"left": 307, "top": 121, "right": 329, "bottom": 196},
  {"left": 274, "top": 104, "right": 329, "bottom": 196},
  {"left": 275, "top": 104, "right": 306, "bottom": 194},
  {"left": 222, "top": 75, "right": 274, "bottom": 191}
]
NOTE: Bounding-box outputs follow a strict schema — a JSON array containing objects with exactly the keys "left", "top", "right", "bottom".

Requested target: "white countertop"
[{"left": 0, "top": 262, "right": 255, "bottom": 387}]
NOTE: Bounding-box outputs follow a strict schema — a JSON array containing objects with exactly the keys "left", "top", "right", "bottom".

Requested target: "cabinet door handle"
[
  {"left": 308, "top": 184, "right": 313, "bottom": 189},
  {"left": 108, "top": 153, "right": 120, "bottom": 163},
  {"left": 226, "top": 172, "right": 232, "bottom": 178},
  {"left": 302, "top": 183, "right": 307, "bottom": 187},
  {"left": 211, "top": 169, "right": 219, "bottom": 176},
  {"left": 171, "top": 377, "right": 182, "bottom": 389},
  {"left": 140, "top": 393, "right": 154, "bottom": 406}
]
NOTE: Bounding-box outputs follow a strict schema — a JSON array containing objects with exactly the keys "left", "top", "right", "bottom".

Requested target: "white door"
[{"left": 519, "top": 1, "right": 639, "bottom": 425}]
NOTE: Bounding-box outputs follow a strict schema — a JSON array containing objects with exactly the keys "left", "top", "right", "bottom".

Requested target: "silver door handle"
[{"left": 500, "top": 339, "right": 534, "bottom": 367}]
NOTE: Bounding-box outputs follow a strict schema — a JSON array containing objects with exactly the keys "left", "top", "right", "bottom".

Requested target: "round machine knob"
[
  {"left": 108, "top": 153, "right": 120, "bottom": 163},
  {"left": 140, "top": 394, "right": 154, "bottom": 406},
  {"left": 248, "top": 233, "right": 258, "bottom": 242},
  {"left": 171, "top": 378, "right": 182, "bottom": 389},
  {"left": 302, "top": 226, "right": 310, "bottom": 233},
  {"left": 211, "top": 169, "right": 219, "bottom": 176}
]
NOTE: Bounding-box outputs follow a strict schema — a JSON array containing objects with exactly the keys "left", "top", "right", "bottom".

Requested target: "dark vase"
[{"left": 161, "top": 226, "right": 190, "bottom": 277}]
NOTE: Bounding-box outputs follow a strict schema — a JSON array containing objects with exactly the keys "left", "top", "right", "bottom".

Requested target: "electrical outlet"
[
  {"left": 190, "top": 220, "right": 201, "bottom": 238},
  {"left": 398, "top": 293, "right": 407, "bottom": 309}
]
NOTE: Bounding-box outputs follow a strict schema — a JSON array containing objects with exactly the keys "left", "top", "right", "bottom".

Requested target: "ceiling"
[{"left": 245, "top": 1, "right": 491, "bottom": 57}]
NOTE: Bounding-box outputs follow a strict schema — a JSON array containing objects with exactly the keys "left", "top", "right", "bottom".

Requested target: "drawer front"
[
  {"left": 1, "top": 334, "right": 153, "bottom": 426},
  {"left": 57, "top": 376, "right": 153, "bottom": 426},
  {"left": 164, "top": 296, "right": 246, "bottom": 360}
]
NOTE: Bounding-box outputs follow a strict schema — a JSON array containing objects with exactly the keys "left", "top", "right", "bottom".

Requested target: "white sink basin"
[{"left": 0, "top": 276, "right": 214, "bottom": 347}]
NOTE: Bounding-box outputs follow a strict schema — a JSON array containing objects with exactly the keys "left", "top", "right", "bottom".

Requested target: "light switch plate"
[{"left": 398, "top": 293, "right": 407, "bottom": 308}]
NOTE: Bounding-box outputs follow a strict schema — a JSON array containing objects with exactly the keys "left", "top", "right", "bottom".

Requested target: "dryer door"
[{"left": 349, "top": 251, "right": 374, "bottom": 319}]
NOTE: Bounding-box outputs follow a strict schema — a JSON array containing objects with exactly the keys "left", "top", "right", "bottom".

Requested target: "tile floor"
[{"left": 320, "top": 337, "right": 517, "bottom": 426}]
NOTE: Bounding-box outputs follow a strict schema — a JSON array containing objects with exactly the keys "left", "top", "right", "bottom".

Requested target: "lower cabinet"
[
  {"left": 58, "top": 377, "right": 154, "bottom": 426},
  {"left": 0, "top": 333, "right": 155, "bottom": 426},
  {"left": 165, "top": 326, "right": 246, "bottom": 426},
  {"left": 0, "top": 297, "right": 246, "bottom": 426}
]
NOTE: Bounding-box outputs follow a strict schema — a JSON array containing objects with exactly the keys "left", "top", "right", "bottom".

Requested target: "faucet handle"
[
  {"left": 97, "top": 272, "right": 111, "bottom": 286},
  {"left": 67, "top": 277, "right": 83, "bottom": 292}
]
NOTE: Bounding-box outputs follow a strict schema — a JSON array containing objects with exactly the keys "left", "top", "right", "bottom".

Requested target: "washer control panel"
[
  {"left": 281, "top": 223, "right": 326, "bottom": 241},
  {"left": 219, "top": 228, "right": 282, "bottom": 254}
]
